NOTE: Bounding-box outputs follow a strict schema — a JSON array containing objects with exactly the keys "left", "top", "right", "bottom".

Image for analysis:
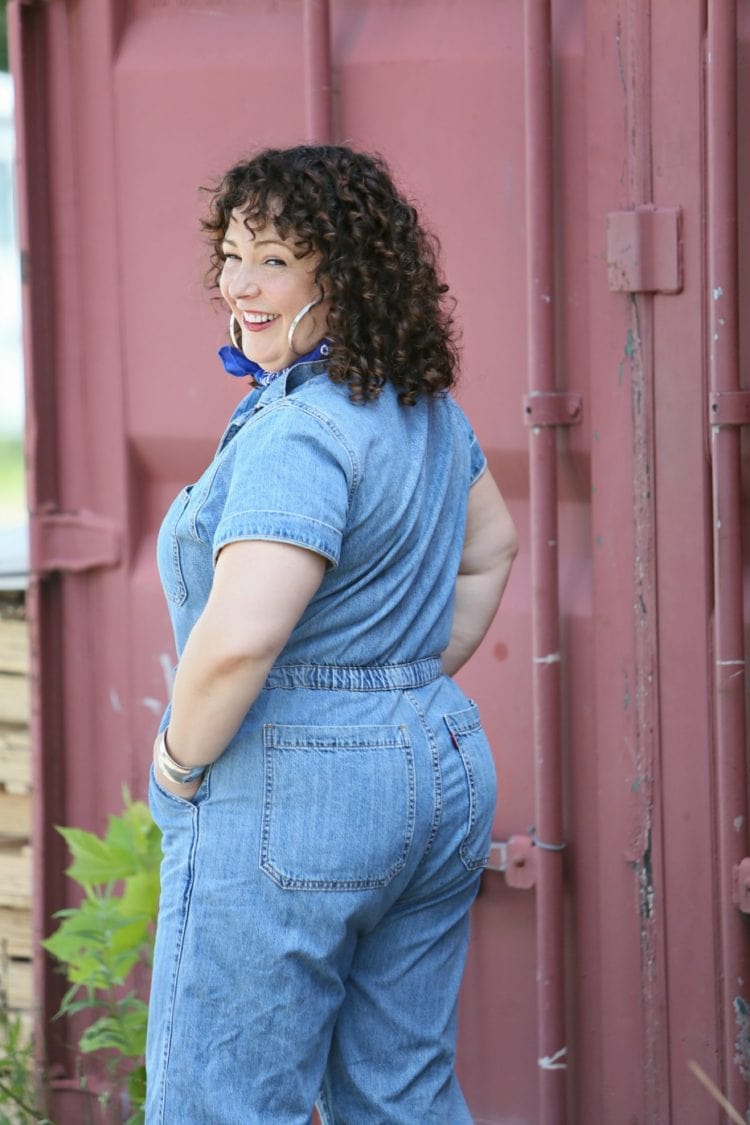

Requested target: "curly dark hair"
[{"left": 202, "top": 145, "right": 459, "bottom": 404}]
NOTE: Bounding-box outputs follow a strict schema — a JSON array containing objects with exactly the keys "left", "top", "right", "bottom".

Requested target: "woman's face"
[{"left": 219, "top": 210, "right": 330, "bottom": 372}]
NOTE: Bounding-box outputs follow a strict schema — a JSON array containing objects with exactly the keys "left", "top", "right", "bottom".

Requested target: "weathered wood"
[
  {"left": 0, "top": 598, "right": 32, "bottom": 1024},
  {"left": 0, "top": 675, "right": 29, "bottom": 726},
  {"left": 0, "top": 906, "right": 32, "bottom": 959},
  {"left": 0, "top": 789, "right": 31, "bottom": 838},
  {"left": 0, "top": 735, "right": 31, "bottom": 790},
  {"left": 0, "top": 619, "right": 29, "bottom": 676},
  {"left": 0, "top": 843, "right": 31, "bottom": 909},
  {"left": 5, "top": 956, "right": 33, "bottom": 1010}
]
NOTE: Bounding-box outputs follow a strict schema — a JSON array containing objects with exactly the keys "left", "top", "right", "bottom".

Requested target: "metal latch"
[
  {"left": 486, "top": 834, "right": 537, "bottom": 890},
  {"left": 709, "top": 391, "right": 750, "bottom": 427},
  {"left": 30, "top": 508, "right": 120, "bottom": 576},
  {"left": 607, "top": 206, "right": 683, "bottom": 294},
  {"left": 523, "top": 392, "right": 583, "bottom": 427}
]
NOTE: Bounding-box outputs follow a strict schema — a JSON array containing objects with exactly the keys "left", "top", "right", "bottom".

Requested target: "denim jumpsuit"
[{"left": 146, "top": 357, "right": 497, "bottom": 1124}]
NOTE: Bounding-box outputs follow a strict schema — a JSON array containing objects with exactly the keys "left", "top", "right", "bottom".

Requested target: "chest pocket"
[{"left": 156, "top": 486, "right": 193, "bottom": 606}]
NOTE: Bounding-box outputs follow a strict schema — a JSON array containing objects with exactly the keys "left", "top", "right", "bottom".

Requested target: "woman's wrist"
[{"left": 154, "top": 729, "right": 208, "bottom": 785}]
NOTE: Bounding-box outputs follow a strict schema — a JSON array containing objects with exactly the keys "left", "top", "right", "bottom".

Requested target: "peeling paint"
[
  {"left": 733, "top": 997, "right": 750, "bottom": 1086},
  {"left": 109, "top": 689, "right": 123, "bottom": 713},
  {"left": 638, "top": 827, "right": 655, "bottom": 921},
  {"left": 538, "top": 1045, "right": 567, "bottom": 1071},
  {"left": 713, "top": 285, "right": 724, "bottom": 300},
  {"left": 141, "top": 696, "right": 163, "bottom": 714},
  {"left": 734, "top": 816, "right": 745, "bottom": 833}
]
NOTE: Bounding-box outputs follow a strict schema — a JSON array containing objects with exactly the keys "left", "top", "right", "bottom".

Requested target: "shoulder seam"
[{"left": 277, "top": 398, "right": 362, "bottom": 502}]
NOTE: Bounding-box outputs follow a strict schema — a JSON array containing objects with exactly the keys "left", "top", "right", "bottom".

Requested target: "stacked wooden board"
[{"left": 0, "top": 591, "right": 32, "bottom": 1021}]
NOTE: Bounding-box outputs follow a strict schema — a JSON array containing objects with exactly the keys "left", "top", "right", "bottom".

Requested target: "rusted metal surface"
[{"left": 8, "top": 0, "right": 749, "bottom": 1121}]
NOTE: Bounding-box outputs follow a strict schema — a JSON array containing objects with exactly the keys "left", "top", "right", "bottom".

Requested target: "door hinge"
[
  {"left": 486, "top": 834, "right": 537, "bottom": 890},
  {"left": 607, "top": 206, "right": 683, "bottom": 294},
  {"left": 30, "top": 508, "right": 120, "bottom": 576}
]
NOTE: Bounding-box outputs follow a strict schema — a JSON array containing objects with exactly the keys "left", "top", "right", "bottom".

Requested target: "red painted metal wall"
[{"left": 9, "top": 1, "right": 750, "bottom": 1121}]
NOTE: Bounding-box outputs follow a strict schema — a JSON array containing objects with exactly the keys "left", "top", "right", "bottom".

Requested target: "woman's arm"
[
  {"left": 153, "top": 539, "right": 326, "bottom": 797},
  {"left": 441, "top": 470, "right": 518, "bottom": 677}
]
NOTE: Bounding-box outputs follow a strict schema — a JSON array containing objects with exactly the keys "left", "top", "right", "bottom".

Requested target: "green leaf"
[
  {"left": 57, "top": 825, "right": 137, "bottom": 886},
  {"left": 119, "top": 869, "right": 161, "bottom": 924},
  {"left": 126, "top": 1063, "right": 147, "bottom": 1121},
  {"left": 80, "top": 1001, "right": 147, "bottom": 1059}
]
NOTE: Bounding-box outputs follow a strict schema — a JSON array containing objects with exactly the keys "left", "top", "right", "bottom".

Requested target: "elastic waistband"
[{"left": 265, "top": 656, "right": 442, "bottom": 692}]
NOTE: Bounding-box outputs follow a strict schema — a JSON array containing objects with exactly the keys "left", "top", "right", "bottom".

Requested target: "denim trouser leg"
[
  {"left": 145, "top": 663, "right": 496, "bottom": 1125},
  {"left": 318, "top": 885, "right": 478, "bottom": 1124}
]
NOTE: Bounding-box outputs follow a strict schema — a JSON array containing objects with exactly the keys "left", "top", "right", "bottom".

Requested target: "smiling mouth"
[{"left": 242, "top": 312, "right": 279, "bottom": 326}]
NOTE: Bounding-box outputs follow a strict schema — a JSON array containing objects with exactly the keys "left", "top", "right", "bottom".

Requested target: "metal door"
[{"left": 9, "top": 0, "right": 749, "bottom": 1121}]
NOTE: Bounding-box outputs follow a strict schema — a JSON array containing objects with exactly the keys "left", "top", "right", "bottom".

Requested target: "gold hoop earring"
[
  {"left": 287, "top": 293, "right": 324, "bottom": 356},
  {"left": 229, "top": 312, "right": 242, "bottom": 349}
]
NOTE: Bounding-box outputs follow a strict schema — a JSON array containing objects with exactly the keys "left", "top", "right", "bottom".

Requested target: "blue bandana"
[{"left": 218, "top": 340, "right": 331, "bottom": 386}]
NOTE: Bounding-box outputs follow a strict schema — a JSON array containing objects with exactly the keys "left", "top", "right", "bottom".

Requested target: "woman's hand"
[{"left": 152, "top": 735, "right": 203, "bottom": 801}]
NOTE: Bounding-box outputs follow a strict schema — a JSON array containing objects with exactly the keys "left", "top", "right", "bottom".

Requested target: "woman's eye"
[
  {"left": 221, "top": 251, "right": 240, "bottom": 262},
  {"left": 264, "top": 257, "right": 287, "bottom": 267}
]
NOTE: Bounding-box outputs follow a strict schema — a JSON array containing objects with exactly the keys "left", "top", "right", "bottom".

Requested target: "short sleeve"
[
  {"left": 468, "top": 425, "right": 487, "bottom": 485},
  {"left": 213, "top": 403, "right": 354, "bottom": 567}
]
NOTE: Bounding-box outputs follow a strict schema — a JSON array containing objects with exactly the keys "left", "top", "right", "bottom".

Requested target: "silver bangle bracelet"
[{"left": 155, "top": 729, "right": 208, "bottom": 785}]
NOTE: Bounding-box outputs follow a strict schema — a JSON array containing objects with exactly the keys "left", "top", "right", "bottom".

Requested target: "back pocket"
[
  {"left": 261, "top": 723, "right": 415, "bottom": 890},
  {"left": 444, "top": 703, "right": 497, "bottom": 871}
]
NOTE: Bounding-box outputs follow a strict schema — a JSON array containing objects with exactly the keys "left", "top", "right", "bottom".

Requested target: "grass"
[{"left": 0, "top": 438, "right": 26, "bottom": 526}]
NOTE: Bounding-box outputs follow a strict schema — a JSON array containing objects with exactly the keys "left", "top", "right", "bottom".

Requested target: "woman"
[{"left": 146, "top": 145, "right": 517, "bottom": 1124}]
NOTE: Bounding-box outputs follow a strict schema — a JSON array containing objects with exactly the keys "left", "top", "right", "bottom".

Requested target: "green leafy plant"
[
  {"left": 43, "top": 793, "right": 161, "bottom": 1125},
  {"left": 0, "top": 944, "right": 51, "bottom": 1125}
]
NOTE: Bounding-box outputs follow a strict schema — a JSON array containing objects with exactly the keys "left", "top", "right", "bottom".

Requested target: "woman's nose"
[{"left": 228, "top": 263, "right": 261, "bottom": 300}]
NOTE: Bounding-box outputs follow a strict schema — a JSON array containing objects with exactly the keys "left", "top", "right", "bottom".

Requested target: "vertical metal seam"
[
  {"left": 706, "top": 0, "right": 750, "bottom": 1113},
  {"left": 303, "top": 0, "right": 333, "bottom": 144},
  {"left": 619, "top": 2, "right": 671, "bottom": 1119}
]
